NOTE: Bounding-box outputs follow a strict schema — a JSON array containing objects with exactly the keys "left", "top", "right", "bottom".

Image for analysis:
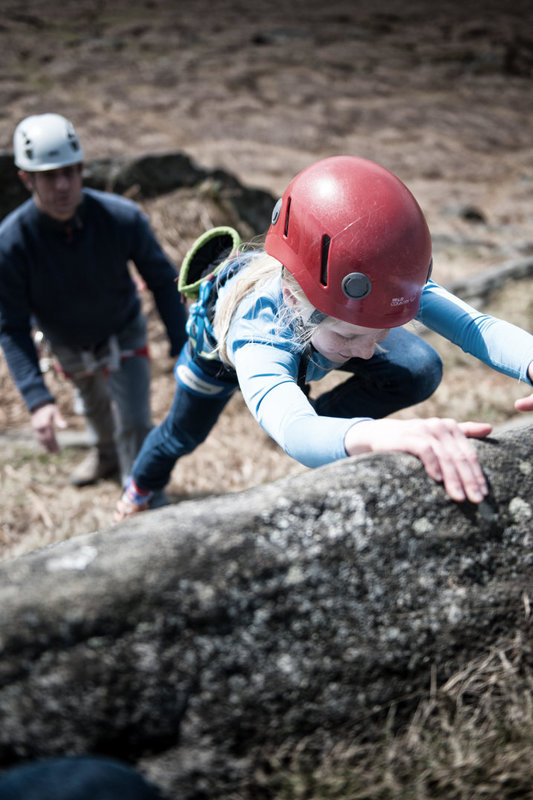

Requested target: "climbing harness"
[{"left": 178, "top": 225, "right": 312, "bottom": 396}]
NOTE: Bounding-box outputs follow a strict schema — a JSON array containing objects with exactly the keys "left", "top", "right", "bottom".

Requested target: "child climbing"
[{"left": 115, "top": 155, "right": 533, "bottom": 520}]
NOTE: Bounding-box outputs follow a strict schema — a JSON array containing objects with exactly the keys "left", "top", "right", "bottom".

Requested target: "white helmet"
[{"left": 13, "top": 113, "right": 84, "bottom": 172}]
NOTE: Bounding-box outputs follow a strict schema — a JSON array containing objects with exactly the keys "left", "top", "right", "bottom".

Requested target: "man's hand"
[{"left": 31, "top": 403, "right": 67, "bottom": 453}]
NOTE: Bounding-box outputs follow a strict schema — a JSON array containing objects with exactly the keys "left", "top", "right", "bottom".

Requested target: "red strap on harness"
[{"left": 55, "top": 344, "right": 151, "bottom": 379}]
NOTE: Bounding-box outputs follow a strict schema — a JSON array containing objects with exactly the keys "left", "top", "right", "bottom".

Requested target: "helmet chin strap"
[{"left": 308, "top": 308, "right": 328, "bottom": 325}]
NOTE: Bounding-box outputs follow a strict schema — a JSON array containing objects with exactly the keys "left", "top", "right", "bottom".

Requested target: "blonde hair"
[{"left": 213, "top": 249, "right": 323, "bottom": 364}]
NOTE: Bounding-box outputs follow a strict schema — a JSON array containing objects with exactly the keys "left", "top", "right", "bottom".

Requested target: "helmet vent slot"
[
  {"left": 320, "top": 235, "right": 331, "bottom": 286},
  {"left": 284, "top": 198, "right": 291, "bottom": 237}
]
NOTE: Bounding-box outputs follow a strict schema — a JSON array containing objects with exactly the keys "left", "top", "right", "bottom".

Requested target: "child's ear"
[{"left": 282, "top": 284, "right": 299, "bottom": 309}]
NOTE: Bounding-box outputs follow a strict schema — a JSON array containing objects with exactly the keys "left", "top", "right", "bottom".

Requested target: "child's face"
[{"left": 311, "top": 319, "right": 390, "bottom": 363}]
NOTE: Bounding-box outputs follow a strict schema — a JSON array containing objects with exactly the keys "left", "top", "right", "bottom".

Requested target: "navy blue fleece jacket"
[{"left": 0, "top": 188, "right": 187, "bottom": 410}]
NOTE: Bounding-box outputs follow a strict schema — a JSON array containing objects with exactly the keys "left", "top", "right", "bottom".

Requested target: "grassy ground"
[{"left": 266, "top": 633, "right": 533, "bottom": 800}]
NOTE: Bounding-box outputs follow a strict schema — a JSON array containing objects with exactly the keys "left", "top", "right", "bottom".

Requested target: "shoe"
[
  {"left": 70, "top": 447, "right": 120, "bottom": 487},
  {"left": 113, "top": 478, "right": 153, "bottom": 523},
  {"left": 114, "top": 496, "right": 150, "bottom": 522},
  {"left": 149, "top": 489, "right": 169, "bottom": 510}
]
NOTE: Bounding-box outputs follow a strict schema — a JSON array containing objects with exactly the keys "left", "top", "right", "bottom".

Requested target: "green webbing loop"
[{"left": 178, "top": 226, "right": 242, "bottom": 299}]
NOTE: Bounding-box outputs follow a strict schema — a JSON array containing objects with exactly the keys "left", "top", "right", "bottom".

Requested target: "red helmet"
[{"left": 265, "top": 156, "right": 432, "bottom": 328}]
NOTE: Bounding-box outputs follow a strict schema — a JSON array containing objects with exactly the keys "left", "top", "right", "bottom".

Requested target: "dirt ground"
[{"left": 1, "top": 0, "right": 533, "bottom": 559}]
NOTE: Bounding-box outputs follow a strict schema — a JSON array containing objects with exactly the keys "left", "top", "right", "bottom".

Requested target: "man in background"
[{"left": 0, "top": 113, "right": 187, "bottom": 489}]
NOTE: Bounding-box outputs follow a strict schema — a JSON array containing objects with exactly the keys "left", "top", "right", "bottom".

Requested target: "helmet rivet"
[
  {"left": 342, "top": 272, "right": 372, "bottom": 300},
  {"left": 271, "top": 198, "right": 282, "bottom": 225}
]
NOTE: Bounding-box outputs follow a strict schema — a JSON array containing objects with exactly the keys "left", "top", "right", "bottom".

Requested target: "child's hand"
[
  {"left": 516, "top": 363, "right": 533, "bottom": 412},
  {"left": 344, "top": 417, "right": 492, "bottom": 504},
  {"left": 515, "top": 394, "right": 533, "bottom": 413}
]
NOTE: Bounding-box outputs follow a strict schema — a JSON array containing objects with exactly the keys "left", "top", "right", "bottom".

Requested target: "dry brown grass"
[{"left": 263, "top": 632, "right": 533, "bottom": 800}]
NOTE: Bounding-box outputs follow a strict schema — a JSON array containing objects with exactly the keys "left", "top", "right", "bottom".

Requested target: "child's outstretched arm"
[{"left": 344, "top": 417, "right": 492, "bottom": 505}]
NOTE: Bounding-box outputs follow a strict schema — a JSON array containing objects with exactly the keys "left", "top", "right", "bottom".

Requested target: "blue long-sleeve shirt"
[
  {"left": 213, "top": 272, "right": 533, "bottom": 468},
  {"left": 0, "top": 188, "right": 187, "bottom": 411}
]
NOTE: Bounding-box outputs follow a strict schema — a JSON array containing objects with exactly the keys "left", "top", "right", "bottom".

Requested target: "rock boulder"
[{"left": 0, "top": 426, "right": 532, "bottom": 798}]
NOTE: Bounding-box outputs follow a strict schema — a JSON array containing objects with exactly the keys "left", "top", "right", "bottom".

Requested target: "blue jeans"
[
  {"left": 132, "top": 344, "right": 238, "bottom": 491},
  {"left": 131, "top": 328, "right": 442, "bottom": 492},
  {"left": 0, "top": 756, "right": 164, "bottom": 799}
]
